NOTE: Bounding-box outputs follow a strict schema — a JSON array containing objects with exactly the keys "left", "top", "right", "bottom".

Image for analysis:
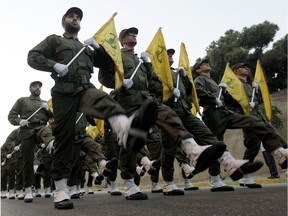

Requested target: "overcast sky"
[{"left": 0, "top": 0, "right": 287, "bottom": 144}]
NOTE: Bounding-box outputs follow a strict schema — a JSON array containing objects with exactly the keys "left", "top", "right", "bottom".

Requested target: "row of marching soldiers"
[
  {"left": 1, "top": 85, "right": 172, "bottom": 201},
  {"left": 1, "top": 81, "right": 125, "bottom": 201},
  {"left": 0, "top": 81, "right": 204, "bottom": 202}
]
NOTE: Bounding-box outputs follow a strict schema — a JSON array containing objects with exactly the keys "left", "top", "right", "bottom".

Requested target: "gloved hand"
[
  {"left": 177, "top": 67, "right": 186, "bottom": 77},
  {"left": 218, "top": 83, "right": 227, "bottom": 88},
  {"left": 53, "top": 63, "right": 69, "bottom": 77},
  {"left": 122, "top": 79, "right": 134, "bottom": 89},
  {"left": 6, "top": 154, "right": 12, "bottom": 159},
  {"left": 14, "top": 146, "right": 20, "bottom": 151},
  {"left": 249, "top": 101, "right": 255, "bottom": 109},
  {"left": 46, "top": 140, "right": 54, "bottom": 154},
  {"left": 41, "top": 102, "right": 49, "bottom": 111},
  {"left": 252, "top": 82, "right": 259, "bottom": 92},
  {"left": 140, "top": 52, "right": 151, "bottom": 63},
  {"left": 173, "top": 88, "right": 181, "bottom": 99},
  {"left": 19, "top": 119, "right": 30, "bottom": 127},
  {"left": 84, "top": 38, "right": 100, "bottom": 49},
  {"left": 215, "top": 98, "right": 224, "bottom": 107},
  {"left": 40, "top": 143, "right": 46, "bottom": 149}
]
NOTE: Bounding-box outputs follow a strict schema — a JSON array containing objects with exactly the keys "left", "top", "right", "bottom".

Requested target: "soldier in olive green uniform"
[
  {"left": 229, "top": 63, "right": 287, "bottom": 187},
  {"left": 5, "top": 128, "right": 25, "bottom": 200},
  {"left": 164, "top": 49, "right": 264, "bottom": 192},
  {"left": 8, "top": 81, "right": 55, "bottom": 203},
  {"left": 193, "top": 59, "right": 287, "bottom": 187},
  {"left": 1, "top": 128, "right": 20, "bottom": 199},
  {"left": 99, "top": 27, "right": 228, "bottom": 198},
  {"left": 27, "top": 7, "right": 157, "bottom": 209}
]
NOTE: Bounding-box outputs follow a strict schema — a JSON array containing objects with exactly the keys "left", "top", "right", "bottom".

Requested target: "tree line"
[{"left": 195, "top": 21, "right": 287, "bottom": 93}]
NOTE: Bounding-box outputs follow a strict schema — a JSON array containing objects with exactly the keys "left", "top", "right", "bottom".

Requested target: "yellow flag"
[
  {"left": 146, "top": 28, "right": 173, "bottom": 102},
  {"left": 93, "top": 13, "right": 124, "bottom": 90},
  {"left": 221, "top": 63, "right": 251, "bottom": 115},
  {"left": 191, "top": 105, "right": 197, "bottom": 116},
  {"left": 254, "top": 60, "right": 272, "bottom": 121},
  {"left": 178, "top": 42, "right": 200, "bottom": 116},
  {"left": 86, "top": 124, "right": 100, "bottom": 140},
  {"left": 47, "top": 98, "right": 53, "bottom": 113}
]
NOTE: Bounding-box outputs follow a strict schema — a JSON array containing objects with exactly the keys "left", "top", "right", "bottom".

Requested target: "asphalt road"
[{"left": 1, "top": 184, "right": 287, "bottom": 216}]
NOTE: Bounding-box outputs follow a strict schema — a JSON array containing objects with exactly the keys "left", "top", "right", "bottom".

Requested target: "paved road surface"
[{"left": 1, "top": 184, "right": 287, "bottom": 216}]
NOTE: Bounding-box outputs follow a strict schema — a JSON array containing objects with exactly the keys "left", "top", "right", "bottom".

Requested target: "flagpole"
[
  {"left": 129, "top": 60, "right": 143, "bottom": 80},
  {"left": 251, "top": 88, "right": 256, "bottom": 103},
  {"left": 75, "top": 113, "right": 84, "bottom": 124},
  {"left": 57, "top": 46, "right": 87, "bottom": 77},
  {"left": 174, "top": 73, "right": 180, "bottom": 102},
  {"left": 67, "top": 46, "right": 87, "bottom": 67},
  {"left": 2, "top": 144, "right": 21, "bottom": 166},
  {"left": 26, "top": 106, "right": 43, "bottom": 121},
  {"left": 217, "top": 87, "right": 223, "bottom": 99}
]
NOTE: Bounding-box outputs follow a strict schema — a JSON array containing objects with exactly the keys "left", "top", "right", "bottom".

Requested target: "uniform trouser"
[
  {"left": 81, "top": 136, "right": 106, "bottom": 166},
  {"left": 51, "top": 88, "right": 126, "bottom": 181},
  {"left": 80, "top": 168, "right": 86, "bottom": 188},
  {"left": 203, "top": 108, "right": 286, "bottom": 176},
  {"left": 243, "top": 117, "right": 287, "bottom": 161},
  {"left": 21, "top": 126, "right": 54, "bottom": 188},
  {"left": 262, "top": 150, "right": 279, "bottom": 177},
  {"left": 1, "top": 165, "right": 8, "bottom": 191},
  {"left": 34, "top": 173, "right": 42, "bottom": 189},
  {"left": 87, "top": 174, "right": 93, "bottom": 187},
  {"left": 21, "top": 136, "right": 36, "bottom": 188},
  {"left": 119, "top": 102, "right": 193, "bottom": 180},
  {"left": 146, "top": 126, "right": 162, "bottom": 183},
  {"left": 175, "top": 148, "right": 191, "bottom": 179},
  {"left": 67, "top": 142, "right": 81, "bottom": 187},
  {"left": 175, "top": 147, "right": 189, "bottom": 165},
  {"left": 1, "top": 162, "right": 15, "bottom": 191},
  {"left": 103, "top": 127, "right": 119, "bottom": 182},
  {"left": 34, "top": 166, "right": 52, "bottom": 189},
  {"left": 155, "top": 103, "right": 193, "bottom": 182},
  {"left": 36, "top": 150, "right": 53, "bottom": 189},
  {"left": 15, "top": 155, "right": 24, "bottom": 190}
]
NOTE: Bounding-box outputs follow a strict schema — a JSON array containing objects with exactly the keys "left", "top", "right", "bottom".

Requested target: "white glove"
[
  {"left": 84, "top": 38, "right": 100, "bottom": 49},
  {"left": 46, "top": 140, "right": 54, "bottom": 154},
  {"left": 1, "top": 162, "right": 5, "bottom": 166},
  {"left": 6, "top": 154, "right": 12, "bottom": 159},
  {"left": 19, "top": 119, "right": 30, "bottom": 127},
  {"left": 41, "top": 102, "right": 49, "bottom": 111},
  {"left": 252, "top": 82, "right": 259, "bottom": 92},
  {"left": 140, "top": 52, "right": 151, "bottom": 63},
  {"left": 14, "top": 146, "right": 20, "bottom": 151},
  {"left": 40, "top": 143, "right": 46, "bottom": 149},
  {"left": 218, "top": 83, "right": 227, "bottom": 88},
  {"left": 53, "top": 63, "right": 69, "bottom": 77},
  {"left": 122, "top": 79, "right": 134, "bottom": 89},
  {"left": 215, "top": 98, "right": 223, "bottom": 107},
  {"left": 173, "top": 88, "right": 181, "bottom": 99},
  {"left": 177, "top": 67, "right": 186, "bottom": 77},
  {"left": 249, "top": 102, "right": 255, "bottom": 109}
]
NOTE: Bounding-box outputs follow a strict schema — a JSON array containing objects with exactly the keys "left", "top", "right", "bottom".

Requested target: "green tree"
[
  {"left": 202, "top": 21, "right": 286, "bottom": 92},
  {"left": 261, "top": 35, "right": 287, "bottom": 92},
  {"left": 240, "top": 21, "right": 279, "bottom": 59}
]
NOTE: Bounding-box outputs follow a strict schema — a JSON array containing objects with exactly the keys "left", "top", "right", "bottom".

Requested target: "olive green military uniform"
[
  {"left": 1, "top": 129, "right": 19, "bottom": 194},
  {"left": 8, "top": 96, "right": 54, "bottom": 188},
  {"left": 164, "top": 69, "right": 227, "bottom": 177},
  {"left": 99, "top": 47, "right": 153, "bottom": 180},
  {"left": 194, "top": 74, "right": 285, "bottom": 175},
  {"left": 225, "top": 79, "right": 287, "bottom": 161},
  {"left": 99, "top": 48, "right": 193, "bottom": 181},
  {"left": 28, "top": 34, "right": 126, "bottom": 181}
]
